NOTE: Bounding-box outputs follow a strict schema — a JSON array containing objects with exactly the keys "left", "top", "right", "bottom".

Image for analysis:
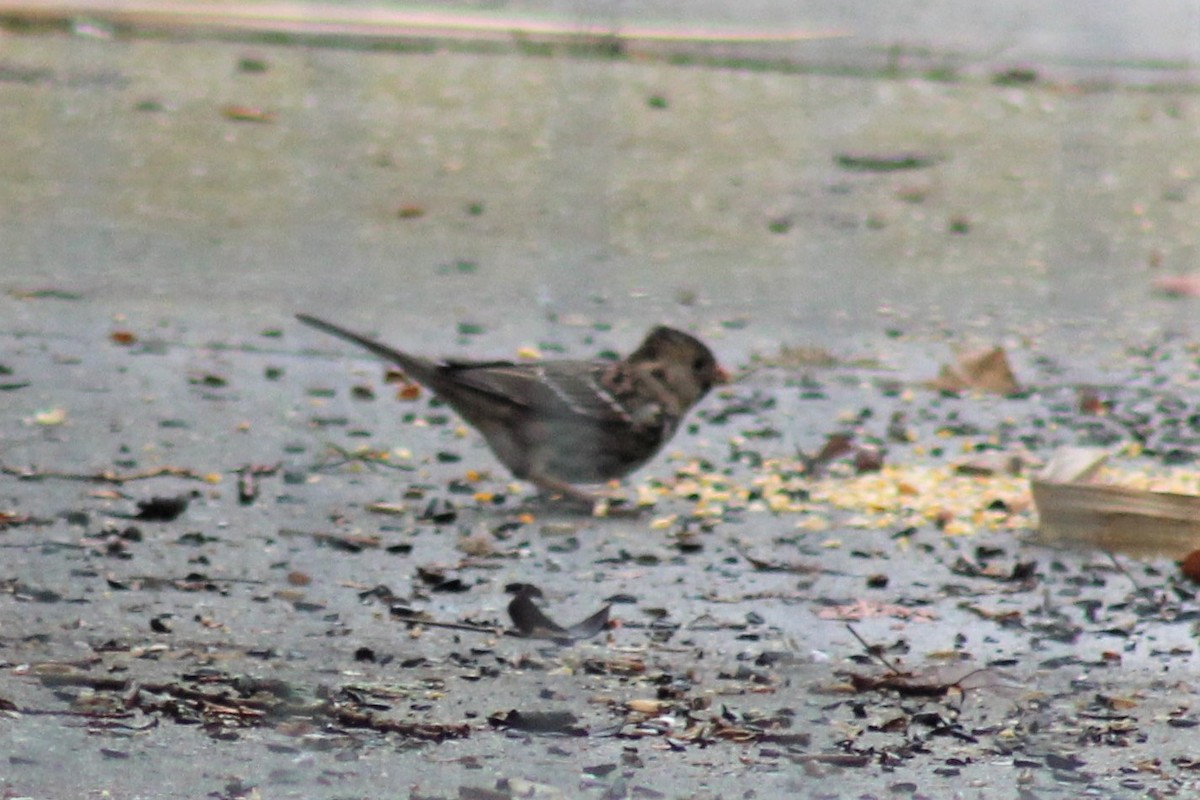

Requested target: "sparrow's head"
[{"left": 629, "top": 326, "right": 729, "bottom": 403}]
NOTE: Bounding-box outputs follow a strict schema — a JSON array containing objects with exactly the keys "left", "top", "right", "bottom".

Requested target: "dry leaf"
[
  {"left": 287, "top": 571, "right": 312, "bottom": 586},
  {"left": 627, "top": 698, "right": 669, "bottom": 714},
  {"left": 1182, "top": 550, "right": 1200, "bottom": 582},
  {"left": 1033, "top": 447, "right": 1200, "bottom": 558},
  {"left": 927, "top": 346, "right": 1020, "bottom": 395}
]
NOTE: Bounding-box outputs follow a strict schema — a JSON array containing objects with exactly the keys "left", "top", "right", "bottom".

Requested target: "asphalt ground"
[{"left": 3, "top": 11, "right": 1200, "bottom": 800}]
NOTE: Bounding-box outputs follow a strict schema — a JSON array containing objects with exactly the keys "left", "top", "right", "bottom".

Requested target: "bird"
[{"left": 295, "top": 313, "right": 728, "bottom": 508}]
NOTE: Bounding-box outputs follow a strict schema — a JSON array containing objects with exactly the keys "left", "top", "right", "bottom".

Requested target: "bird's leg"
[
  {"left": 527, "top": 472, "right": 641, "bottom": 517},
  {"left": 528, "top": 472, "right": 604, "bottom": 505}
]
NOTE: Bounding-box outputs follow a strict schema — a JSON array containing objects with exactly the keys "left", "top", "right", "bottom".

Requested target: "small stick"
[{"left": 845, "top": 623, "right": 904, "bottom": 674}]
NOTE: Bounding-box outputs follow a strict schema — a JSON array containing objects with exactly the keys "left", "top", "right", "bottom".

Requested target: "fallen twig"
[{"left": 1, "top": 464, "right": 205, "bottom": 484}]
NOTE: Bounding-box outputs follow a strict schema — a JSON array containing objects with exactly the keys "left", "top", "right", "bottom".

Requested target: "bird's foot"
[{"left": 528, "top": 474, "right": 643, "bottom": 517}]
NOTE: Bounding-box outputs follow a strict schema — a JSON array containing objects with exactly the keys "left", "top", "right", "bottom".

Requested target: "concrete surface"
[{"left": 3, "top": 6, "right": 1200, "bottom": 799}]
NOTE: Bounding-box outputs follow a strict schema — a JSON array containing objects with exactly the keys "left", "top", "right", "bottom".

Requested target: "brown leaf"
[
  {"left": 853, "top": 445, "right": 884, "bottom": 473},
  {"left": 962, "top": 604, "right": 1023, "bottom": 623},
  {"left": 927, "top": 346, "right": 1020, "bottom": 395},
  {"left": 1182, "top": 550, "right": 1200, "bottom": 583},
  {"left": 286, "top": 571, "right": 311, "bottom": 587},
  {"left": 0, "top": 511, "right": 34, "bottom": 528},
  {"left": 626, "top": 698, "right": 669, "bottom": 715},
  {"left": 811, "top": 432, "right": 855, "bottom": 466},
  {"left": 1077, "top": 388, "right": 1108, "bottom": 415}
]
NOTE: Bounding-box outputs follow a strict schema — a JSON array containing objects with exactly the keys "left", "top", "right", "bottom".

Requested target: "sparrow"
[{"left": 296, "top": 314, "right": 728, "bottom": 507}]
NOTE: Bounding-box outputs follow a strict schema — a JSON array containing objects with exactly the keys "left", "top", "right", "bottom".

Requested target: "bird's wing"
[
  {"left": 297, "top": 315, "right": 638, "bottom": 426},
  {"left": 441, "top": 360, "right": 637, "bottom": 425}
]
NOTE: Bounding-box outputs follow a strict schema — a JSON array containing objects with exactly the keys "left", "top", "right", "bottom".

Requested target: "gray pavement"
[{"left": 4, "top": 6, "right": 1200, "bottom": 800}]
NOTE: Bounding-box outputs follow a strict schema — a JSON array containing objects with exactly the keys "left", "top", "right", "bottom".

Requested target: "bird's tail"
[{"left": 295, "top": 314, "right": 434, "bottom": 379}]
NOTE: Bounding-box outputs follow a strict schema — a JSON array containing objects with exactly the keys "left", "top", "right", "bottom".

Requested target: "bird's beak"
[{"left": 714, "top": 365, "right": 731, "bottom": 385}]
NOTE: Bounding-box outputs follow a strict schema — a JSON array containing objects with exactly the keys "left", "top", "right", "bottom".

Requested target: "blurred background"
[{"left": 3, "top": 0, "right": 1200, "bottom": 355}]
